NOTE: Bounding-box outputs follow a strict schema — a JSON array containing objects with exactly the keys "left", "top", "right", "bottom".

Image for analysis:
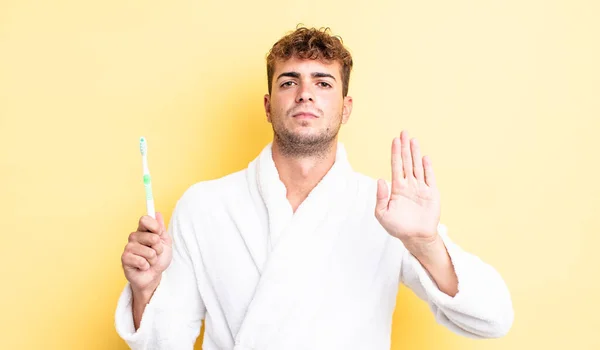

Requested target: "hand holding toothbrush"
[
  {"left": 121, "top": 212, "right": 173, "bottom": 299},
  {"left": 120, "top": 137, "right": 173, "bottom": 330}
]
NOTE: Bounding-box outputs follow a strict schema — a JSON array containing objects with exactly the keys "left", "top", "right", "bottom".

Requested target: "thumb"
[
  {"left": 155, "top": 211, "right": 166, "bottom": 234},
  {"left": 155, "top": 212, "right": 173, "bottom": 247},
  {"left": 375, "top": 179, "right": 389, "bottom": 218}
]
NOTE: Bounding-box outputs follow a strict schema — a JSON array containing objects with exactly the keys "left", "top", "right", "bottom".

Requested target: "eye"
[
  {"left": 318, "top": 82, "right": 332, "bottom": 88},
  {"left": 280, "top": 81, "right": 296, "bottom": 88}
]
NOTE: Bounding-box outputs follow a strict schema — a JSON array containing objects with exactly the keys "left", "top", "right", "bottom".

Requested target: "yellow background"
[{"left": 1, "top": 0, "right": 598, "bottom": 349}]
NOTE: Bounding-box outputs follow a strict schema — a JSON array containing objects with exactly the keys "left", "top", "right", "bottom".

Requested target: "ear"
[
  {"left": 341, "top": 95, "right": 353, "bottom": 124},
  {"left": 264, "top": 94, "right": 272, "bottom": 123}
]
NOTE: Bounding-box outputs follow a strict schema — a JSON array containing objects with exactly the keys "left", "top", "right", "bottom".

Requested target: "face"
[{"left": 264, "top": 57, "right": 353, "bottom": 157}]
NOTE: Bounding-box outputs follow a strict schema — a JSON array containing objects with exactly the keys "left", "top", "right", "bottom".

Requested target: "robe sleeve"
[
  {"left": 114, "top": 197, "right": 206, "bottom": 349},
  {"left": 399, "top": 223, "right": 514, "bottom": 339}
]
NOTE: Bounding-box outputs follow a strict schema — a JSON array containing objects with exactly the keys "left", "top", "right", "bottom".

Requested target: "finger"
[
  {"left": 400, "top": 130, "right": 413, "bottom": 179},
  {"left": 125, "top": 242, "right": 158, "bottom": 265},
  {"left": 137, "top": 215, "right": 161, "bottom": 234},
  {"left": 391, "top": 137, "right": 403, "bottom": 194},
  {"left": 122, "top": 252, "right": 150, "bottom": 271},
  {"left": 128, "top": 231, "right": 160, "bottom": 247},
  {"left": 423, "top": 155, "right": 437, "bottom": 188},
  {"left": 411, "top": 138, "right": 424, "bottom": 181},
  {"left": 375, "top": 179, "right": 389, "bottom": 218},
  {"left": 152, "top": 242, "right": 164, "bottom": 256}
]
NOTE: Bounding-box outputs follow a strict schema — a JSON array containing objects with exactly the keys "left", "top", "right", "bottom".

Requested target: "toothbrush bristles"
[{"left": 139, "top": 137, "right": 147, "bottom": 156}]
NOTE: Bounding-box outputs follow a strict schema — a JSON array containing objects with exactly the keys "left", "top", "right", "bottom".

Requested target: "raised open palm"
[{"left": 375, "top": 131, "right": 441, "bottom": 249}]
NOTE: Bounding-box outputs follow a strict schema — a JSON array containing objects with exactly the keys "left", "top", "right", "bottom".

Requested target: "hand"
[
  {"left": 375, "top": 130, "right": 441, "bottom": 257},
  {"left": 121, "top": 212, "right": 173, "bottom": 297}
]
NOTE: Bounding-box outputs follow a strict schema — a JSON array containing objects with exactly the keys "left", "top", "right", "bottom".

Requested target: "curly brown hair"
[{"left": 266, "top": 26, "right": 354, "bottom": 97}]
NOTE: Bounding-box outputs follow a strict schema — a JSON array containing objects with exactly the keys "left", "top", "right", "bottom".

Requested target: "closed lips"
[{"left": 293, "top": 112, "right": 318, "bottom": 118}]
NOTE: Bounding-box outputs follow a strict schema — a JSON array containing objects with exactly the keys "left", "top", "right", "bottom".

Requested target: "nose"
[{"left": 295, "top": 83, "right": 314, "bottom": 103}]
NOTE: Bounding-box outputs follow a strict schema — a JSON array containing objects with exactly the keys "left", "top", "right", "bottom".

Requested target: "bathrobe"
[{"left": 115, "top": 142, "right": 514, "bottom": 349}]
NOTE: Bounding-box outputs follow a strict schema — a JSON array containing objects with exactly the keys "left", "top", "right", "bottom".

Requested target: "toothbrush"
[{"left": 139, "top": 137, "right": 155, "bottom": 219}]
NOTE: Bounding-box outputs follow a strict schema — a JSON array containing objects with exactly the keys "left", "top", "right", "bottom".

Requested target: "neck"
[{"left": 271, "top": 140, "right": 338, "bottom": 212}]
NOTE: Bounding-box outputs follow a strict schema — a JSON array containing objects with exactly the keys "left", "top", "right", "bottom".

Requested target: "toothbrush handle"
[
  {"left": 143, "top": 174, "right": 155, "bottom": 219},
  {"left": 146, "top": 199, "right": 155, "bottom": 219}
]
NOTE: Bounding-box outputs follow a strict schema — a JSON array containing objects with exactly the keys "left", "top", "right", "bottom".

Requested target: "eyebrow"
[{"left": 276, "top": 71, "right": 337, "bottom": 81}]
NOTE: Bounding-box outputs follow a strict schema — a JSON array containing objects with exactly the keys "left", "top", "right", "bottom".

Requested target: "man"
[{"left": 115, "top": 26, "right": 513, "bottom": 349}]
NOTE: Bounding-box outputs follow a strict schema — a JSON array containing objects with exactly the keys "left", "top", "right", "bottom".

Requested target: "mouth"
[{"left": 292, "top": 112, "right": 318, "bottom": 119}]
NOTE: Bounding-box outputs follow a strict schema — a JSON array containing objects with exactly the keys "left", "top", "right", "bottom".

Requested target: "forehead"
[{"left": 273, "top": 57, "right": 341, "bottom": 79}]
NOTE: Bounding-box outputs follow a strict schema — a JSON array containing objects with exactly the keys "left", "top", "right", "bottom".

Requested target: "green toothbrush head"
[{"left": 139, "top": 137, "right": 147, "bottom": 156}]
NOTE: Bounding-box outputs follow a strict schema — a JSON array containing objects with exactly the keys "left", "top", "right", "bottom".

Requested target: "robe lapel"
[
  {"left": 235, "top": 142, "right": 358, "bottom": 348},
  {"left": 228, "top": 156, "right": 270, "bottom": 275}
]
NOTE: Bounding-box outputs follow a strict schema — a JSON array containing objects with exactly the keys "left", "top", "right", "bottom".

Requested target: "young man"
[{"left": 116, "top": 27, "right": 513, "bottom": 349}]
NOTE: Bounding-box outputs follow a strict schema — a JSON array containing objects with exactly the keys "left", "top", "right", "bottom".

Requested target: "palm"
[{"left": 375, "top": 131, "right": 441, "bottom": 243}]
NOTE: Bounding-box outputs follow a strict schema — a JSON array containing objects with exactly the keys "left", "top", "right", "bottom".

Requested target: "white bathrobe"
[{"left": 115, "top": 142, "right": 513, "bottom": 350}]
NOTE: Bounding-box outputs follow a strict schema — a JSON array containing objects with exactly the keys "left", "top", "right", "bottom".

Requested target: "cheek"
[
  {"left": 268, "top": 103, "right": 285, "bottom": 123},
  {"left": 324, "top": 100, "right": 343, "bottom": 115},
  {"left": 272, "top": 97, "right": 292, "bottom": 114}
]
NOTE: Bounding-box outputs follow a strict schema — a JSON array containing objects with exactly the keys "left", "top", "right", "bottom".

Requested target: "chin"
[{"left": 290, "top": 127, "right": 319, "bottom": 138}]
